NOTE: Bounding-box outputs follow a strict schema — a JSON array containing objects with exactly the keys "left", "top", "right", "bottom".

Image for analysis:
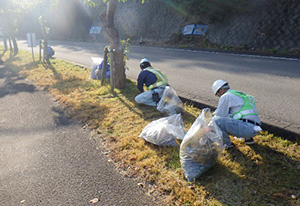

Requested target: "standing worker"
[
  {"left": 135, "top": 58, "right": 168, "bottom": 106},
  {"left": 212, "top": 79, "right": 262, "bottom": 149}
]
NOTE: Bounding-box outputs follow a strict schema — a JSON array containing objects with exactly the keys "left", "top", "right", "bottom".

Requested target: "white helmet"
[
  {"left": 140, "top": 58, "right": 151, "bottom": 69},
  {"left": 140, "top": 58, "right": 150, "bottom": 64},
  {"left": 212, "top": 79, "right": 228, "bottom": 95}
]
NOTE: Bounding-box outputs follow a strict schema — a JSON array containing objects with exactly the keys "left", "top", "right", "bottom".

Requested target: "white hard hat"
[
  {"left": 212, "top": 79, "right": 228, "bottom": 95},
  {"left": 140, "top": 58, "right": 150, "bottom": 64}
]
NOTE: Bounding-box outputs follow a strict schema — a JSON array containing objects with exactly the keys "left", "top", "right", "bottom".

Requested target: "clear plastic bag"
[
  {"left": 156, "top": 86, "right": 184, "bottom": 115},
  {"left": 90, "top": 65, "right": 100, "bottom": 79},
  {"left": 139, "top": 114, "right": 186, "bottom": 147},
  {"left": 90, "top": 57, "right": 103, "bottom": 79},
  {"left": 180, "top": 108, "right": 223, "bottom": 182}
]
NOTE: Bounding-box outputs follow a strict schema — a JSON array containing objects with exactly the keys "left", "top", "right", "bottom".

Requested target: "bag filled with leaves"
[
  {"left": 139, "top": 114, "right": 186, "bottom": 147},
  {"left": 180, "top": 108, "right": 223, "bottom": 182},
  {"left": 156, "top": 86, "right": 184, "bottom": 115}
]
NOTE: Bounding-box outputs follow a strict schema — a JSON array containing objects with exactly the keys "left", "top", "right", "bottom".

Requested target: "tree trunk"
[
  {"left": 99, "top": 0, "right": 126, "bottom": 89},
  {"left": 8, "top": 38, "right": 13, "bottom": 52},
  {"left": 44, "top": 39, "right": 49, "bottom": 61},
  {"left": 113, "top": 48, "right": 126, "bottom": 89},
  {"left": 3, "top": 36, "right": 8, "bottom": 51},
  {"left": 12, "top": 37, "right": 18, "bottom": 54}
]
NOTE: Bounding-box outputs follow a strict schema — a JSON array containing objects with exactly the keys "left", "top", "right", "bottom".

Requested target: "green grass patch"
[{"left": 1, "top": 47, "right": 299, "bottom": 206}]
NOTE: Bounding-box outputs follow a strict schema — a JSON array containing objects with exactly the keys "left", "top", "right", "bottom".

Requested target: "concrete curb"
[{"left": 179, "top": 96, "right": 300, "bottom": 143}]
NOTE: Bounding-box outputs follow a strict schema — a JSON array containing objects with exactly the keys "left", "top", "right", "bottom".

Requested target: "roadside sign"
[
  {"left": 27, "top": 33, "right": 36, "bottom": 61},
  {"left": 27, "top": 33, "right": 36, "bottom": 47}
]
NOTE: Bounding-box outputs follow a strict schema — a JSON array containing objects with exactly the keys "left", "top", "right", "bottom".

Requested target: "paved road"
[
  {"left": 14, "top": 40, "right": 300, "bottom": 138},
  {"left": 0, "top": 64, "right": 158, "bottom": 205}
]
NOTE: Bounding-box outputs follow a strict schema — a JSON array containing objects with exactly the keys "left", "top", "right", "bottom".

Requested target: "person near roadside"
[
  {"left": 211, "top": 79, "right": 262, "bottom": 149},
  {"left": 135, "top": 58, "right": 168, "bottom": 106},
  {"left": 90, "top": 57, "right": 110, "bottom": 80}
]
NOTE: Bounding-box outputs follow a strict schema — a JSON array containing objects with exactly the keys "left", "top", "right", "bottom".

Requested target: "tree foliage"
[{"left": 0, "top": 0, "right": 22, "bottom": 53}]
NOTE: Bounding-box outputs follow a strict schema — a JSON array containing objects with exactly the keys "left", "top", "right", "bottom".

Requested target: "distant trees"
[{"left": 0, "top": 0, "right": 20, "bottom": 53}]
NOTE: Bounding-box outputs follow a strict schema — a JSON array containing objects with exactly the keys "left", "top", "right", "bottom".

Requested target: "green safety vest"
[
  {"left": 145, "top": 67, "right": 168, "bottom": 90},
  {"left": 228, "top": 90, "right": 258, "bottom": 119}
]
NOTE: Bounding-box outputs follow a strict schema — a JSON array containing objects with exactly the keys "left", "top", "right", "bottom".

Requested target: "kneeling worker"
[
  {"left": 212, "top": 79, "right": 262, "bottom": 149},
  {"left": 135, "top": 58, "right": 168, "bottom": 106}
]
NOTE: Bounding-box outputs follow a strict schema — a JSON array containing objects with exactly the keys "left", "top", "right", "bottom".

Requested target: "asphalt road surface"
[
  {"left": 0, "top": 64, "right": 158, "bottom": 205},
  {"left": 12, "top": 40, "right": 300, "bottom": 138}
]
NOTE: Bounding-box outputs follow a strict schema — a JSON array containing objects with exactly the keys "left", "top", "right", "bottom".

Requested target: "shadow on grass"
[
  {"left": 0, "top": 50, "right": 7, "bottom": 59},
  {"left": 195, "top": 142, "right": 300, "bottom": 206},
  {"left": 118, "top": 80, "right": 198, "bottom": 123},
  {"left": 42, "top": 58, "right": 61, "bottom": 80}
]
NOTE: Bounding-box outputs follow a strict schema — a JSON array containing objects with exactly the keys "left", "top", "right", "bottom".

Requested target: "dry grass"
[{"left": 1, "top": 48, "right": 299, "bottom": 206}]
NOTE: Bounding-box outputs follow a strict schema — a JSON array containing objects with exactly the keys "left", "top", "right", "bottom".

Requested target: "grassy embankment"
[{"left": 1, "top": 48, "right": 299, "bottom": 206}]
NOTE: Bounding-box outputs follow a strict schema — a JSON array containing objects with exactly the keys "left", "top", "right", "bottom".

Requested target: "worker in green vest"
[
  {"left": 135, "top": 58, "right": 168, "bottom": 106},
  {"left": 212, "top": 79, "right": 262, "bottom": 149}
]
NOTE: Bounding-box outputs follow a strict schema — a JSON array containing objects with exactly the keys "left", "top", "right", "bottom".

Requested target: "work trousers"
[
  {"left": 135, "top": 86, "right": 166, "bottom": 106},
  {"left": 213, "top": 116, "right": 259, "bottom": 145}
]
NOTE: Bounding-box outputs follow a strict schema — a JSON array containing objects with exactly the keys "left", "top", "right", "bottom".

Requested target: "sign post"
[{"left": 27, "top": 33, "right": 36, "bottom": 61}]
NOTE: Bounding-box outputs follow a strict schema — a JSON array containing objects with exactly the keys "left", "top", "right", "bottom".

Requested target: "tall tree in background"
[
  {"left": 21, "top": 0, "right": 58, "bottom": 60},
  {"left": 0, "top": 0, "right": 20, "bottom": 54},
  {"left": 85, "top": 0, "right": 147, "bottom": 89},
  {"left": 99, "top": 0, "right": 126, "bottom": 89}
]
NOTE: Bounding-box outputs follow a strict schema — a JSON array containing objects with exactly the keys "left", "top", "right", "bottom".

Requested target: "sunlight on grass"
[{"left": 1, "top": 47, "right": 299, "bottom": 206}]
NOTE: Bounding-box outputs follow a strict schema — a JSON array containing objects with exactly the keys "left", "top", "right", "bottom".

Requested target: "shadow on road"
[{"left": 0, "top": 64, "right": 37, "bottom": 98}]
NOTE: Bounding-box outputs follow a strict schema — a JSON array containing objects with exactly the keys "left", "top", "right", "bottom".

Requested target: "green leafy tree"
[
  {"left": 24, "top": 0, "right": 58, "bottom": 60},
  {"left": 0, "top": 0, "right": 21, "bottom": 53}
]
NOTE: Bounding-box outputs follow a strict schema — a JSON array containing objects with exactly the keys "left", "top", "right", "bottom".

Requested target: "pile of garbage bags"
[
  {"left": 140, "top": 86, "right": 185, "bottom": 146},
  {"left": 139, "top": 107, "right": 223, "bottom": 182}
]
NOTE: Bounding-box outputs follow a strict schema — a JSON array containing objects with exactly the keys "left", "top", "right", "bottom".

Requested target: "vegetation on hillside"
[
  {"left": 165, "top": 0, "right": 248, "bottom": 23},
  {"left": 1, "top": 47, "right": 299, "bottom": 205}
]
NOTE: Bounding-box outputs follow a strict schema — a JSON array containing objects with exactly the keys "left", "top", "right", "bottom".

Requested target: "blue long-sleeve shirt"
[
  {"left": 137, "top": 69, "right": 157, "bottom": 92},
  {"left": 98, "top": 61, "right": 110, "bottom": 79}
]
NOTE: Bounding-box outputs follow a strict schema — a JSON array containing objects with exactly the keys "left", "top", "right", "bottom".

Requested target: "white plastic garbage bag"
[
  {"left": 90, "top": 57, "right": 103, "bottom": 79},
  {"left": 90, "top": 64, "right": 100, "bottom": 79},
  {"left": 157, "top": 86, "right": 184, "bottom": 115},
  {"left": 180, "top": 108, "right": 223, "bottom": 182},
  {"left": 89, "top": 57, "right": 111, "bottom": 80},
  {"left": 139, "top": 114, "right": 186, "bottom": 147}
]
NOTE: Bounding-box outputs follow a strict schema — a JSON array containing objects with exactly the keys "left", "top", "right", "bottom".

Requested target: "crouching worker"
[
  {"left": 90, "top": 59, "right": 110, "bottom": 80},
  {"left": 212, "top": 79, "right": 262, "bottom": 149},
  {"left": 135, "top": 58, "right": 168, "bottom": 106}
]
